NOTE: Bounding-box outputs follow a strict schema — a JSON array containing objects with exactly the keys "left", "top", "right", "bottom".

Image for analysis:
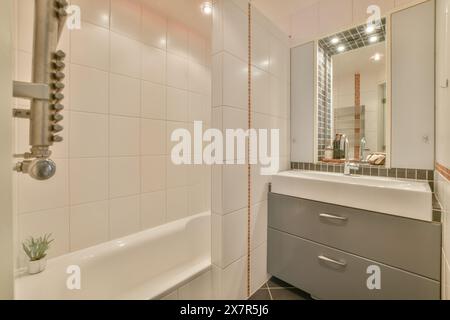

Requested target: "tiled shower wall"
[
  {"left": 12, "top": 0, "right": 211, "bottom": 268},
  {"left": 211, "top": 0, "right": 290, "bottom": 299}
]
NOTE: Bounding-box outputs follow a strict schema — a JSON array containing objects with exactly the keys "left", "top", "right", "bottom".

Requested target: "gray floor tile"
[
  {"left": 249, "top": 289, "right": 272, "bottom": 300},
  {"left": 270, "top": 288, "right": 312, "bottom": 300}
]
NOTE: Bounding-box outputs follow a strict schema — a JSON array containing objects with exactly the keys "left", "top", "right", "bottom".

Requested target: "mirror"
[{"left": 317, "top": 19, "right": 387, "bottom": 165}]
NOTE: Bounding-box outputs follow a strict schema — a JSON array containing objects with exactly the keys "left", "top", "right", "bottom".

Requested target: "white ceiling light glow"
[
  {"left": 331, "top": 37, "right": 340, "bottom": 44},
  {"left": 337, "top": 45, "right": 346, "bottom": 53},
  {"left": 201, "top": 2, "right": 212, "bottom": 15},
  {"left": 366, "top": 25, "right": 375, "bottom": 34},
  {"left": 369, "top": 35, "right": 378, "bottom": 43},
  {"left": 371, "top": 53, "right": 383, "bottom": 62}
]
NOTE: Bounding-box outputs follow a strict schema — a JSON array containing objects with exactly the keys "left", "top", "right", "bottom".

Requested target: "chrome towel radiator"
[{"left": 13, "top": 0, "right": 68, "bottom": 180}]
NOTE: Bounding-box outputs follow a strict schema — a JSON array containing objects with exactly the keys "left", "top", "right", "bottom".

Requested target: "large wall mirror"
[
  {"left": 317, "top": 19, "right": 387, "bottom": 165},
  {"left": 291, "top": 0, "right": 436, "bottom": 170}
]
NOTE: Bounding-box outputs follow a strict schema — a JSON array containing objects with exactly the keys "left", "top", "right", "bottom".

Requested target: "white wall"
[
  {"left": 289, "top": 0, "right": 420, "bottom": 46},
  {"left": 212, "top": 0, "right": 290, "bottom": 299},
  {"left": 436, "top": 0, "right": 450, "bottom": 301},
  {"left": 0, "top": 0, "right": 14, "bottom": 300},
  {"left": 13, "top": 0, "right": 211, "bottom": 269}
]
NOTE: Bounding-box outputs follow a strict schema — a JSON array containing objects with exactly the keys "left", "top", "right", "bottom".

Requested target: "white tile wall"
[
  {"left": 212, "top": 0, "right": 290, "bottom": 299},
  {"left": 289, "top": 0, "right": 420, "bottom": 47},
  {"left": 13, "top": 0, "right": 211, "bottom": 266}
]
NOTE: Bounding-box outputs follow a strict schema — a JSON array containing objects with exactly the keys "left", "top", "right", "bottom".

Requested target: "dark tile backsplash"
[{"left": 290, "top": 162, "right": 434, "bottom": 182}]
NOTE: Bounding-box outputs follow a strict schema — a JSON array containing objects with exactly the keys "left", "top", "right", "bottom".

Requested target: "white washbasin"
[{"left": 271, "top": 170, "right": 433, "bottom": 222}]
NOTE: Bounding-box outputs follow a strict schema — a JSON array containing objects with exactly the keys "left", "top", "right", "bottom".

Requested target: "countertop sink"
[{"left": 271, "top": 170, "right": 433, "bottom": 222}]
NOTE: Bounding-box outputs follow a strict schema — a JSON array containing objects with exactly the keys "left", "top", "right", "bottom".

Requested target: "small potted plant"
[{"left": 22, "top": 234, "right": 54, "bottom": 275}]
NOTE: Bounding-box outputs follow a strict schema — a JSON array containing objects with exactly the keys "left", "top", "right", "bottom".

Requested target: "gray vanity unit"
[{"left": 268, "top": 171, "right": 442, "bottom": 300}]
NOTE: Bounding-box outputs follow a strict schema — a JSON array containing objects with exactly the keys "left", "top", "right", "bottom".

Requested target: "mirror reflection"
[{"left": 317, "top": 19, "right": 387, "bottom": 165}]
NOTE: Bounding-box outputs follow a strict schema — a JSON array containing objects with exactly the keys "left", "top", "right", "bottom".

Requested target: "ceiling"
[
  {"left": 333, "top": 42, "right": 386, "bottom": 77},
  {"left": 141, "top": 0, "right": 212, "bottom": 38},
  {"left": 252, "top": 0, "right": 320, "bottom": 35}
]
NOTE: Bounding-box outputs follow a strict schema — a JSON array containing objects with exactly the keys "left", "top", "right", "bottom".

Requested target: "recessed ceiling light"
[
  {"left": 369, "top": 35, "right": 378, "bottom": 43},
  {"left": 331, "top": 37, "right": 340, "bottom": 44},
  {"left": 371, "top": 53, "right": 383, "bottom": 61},
  {"left": 366, "top": 25, "right": 375, "bottom": 34},
  {"left": 337, "top": 45, "right": 346, "bottom": 52},
  {"left": 201, "top": 2, "right": 212, "bottom": 15}
]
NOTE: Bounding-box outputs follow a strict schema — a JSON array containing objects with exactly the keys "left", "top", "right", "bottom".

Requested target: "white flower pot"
[{"left": 28, "top": 259, "right": 47, "bottom": 275}]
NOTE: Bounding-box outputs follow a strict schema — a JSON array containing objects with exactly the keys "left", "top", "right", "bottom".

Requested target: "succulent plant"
[{"left": 22, "top": 234, "right": 54, "bottom": 262}]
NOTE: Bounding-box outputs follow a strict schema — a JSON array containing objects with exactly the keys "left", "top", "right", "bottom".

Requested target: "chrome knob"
[
  {"left": 53, "top": 71, "right": 65, "bottom": 80},
  {"left": 52, "top": 135, "right": 64, "bottom": 143},
  {"left": 52, "top": 103, "right": 64, "bottom": 111},
  {"left": 53, "top": 82, "right": 65, "bottom": 90},
  {"left": 53, "top": 114, "right": 64, "bottom": 122},
  {"left": 56, "top": 0, "right": 69, "bottom": 7},
  {"left": 54, "top": 50, "right": 66, "bottom": 60},
  {"left": 52, "top": 124, "right": 64, "bottom": 133},
  {"left": 53, "top": 93, "right": 64, "bottom": 101},
  {"left": 53, "top": 61, "right": 66, "bottom": 70},
  {"left": 19, "top": 158, "right": 57, "bottom": 181}
]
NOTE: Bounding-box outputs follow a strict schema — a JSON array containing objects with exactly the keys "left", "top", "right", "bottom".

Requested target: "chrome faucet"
[{"left": 344, "top": 137, "right": 360, "bottom": 175}]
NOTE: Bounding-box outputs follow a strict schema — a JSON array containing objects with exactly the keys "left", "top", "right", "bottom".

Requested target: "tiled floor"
[{"left": 249, "top": 277, "right": 312, "bottom": 300}]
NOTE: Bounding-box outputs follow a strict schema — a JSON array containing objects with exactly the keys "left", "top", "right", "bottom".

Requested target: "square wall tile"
[
  {"left": 109, "top": 116, "right": 140, "bottom": 156},
  {"left": 70, "top": 201, "right": 109, "bottom": 251},
  {"left": 251, "top": 201, "right": 268, "bottom": 250},
  {"left": 250, "top": 243, "right": 269, "bottom": 294},
  {"left": 69, "top": 112, "right": 108, "bottom": 158},
  {"left": 223, "top": 0, "right": 248, "bottom": 62},
  {"left": 222, "top": 53, "right": 248, "bottom": 110},
  {"left": 167, "top": 53, "right": 188, "bottom": 90},
  {"left": 109, "top": 157, "right": 140, "bottom": 198},
  {"left": 220, "top": 208, "right": 247, "bottom": 268},
  {"left": 141, "top": 191, "right": 166, "bottom": 230},
  {"left": 109, "top": 195, "right": 141, "bottom": 239},
  {"left": 110, "top": 32, "right": 141, "bottom": 78},
  {"left": 19, "top": 208, "right": 70, "bottom": 262},
  {"left": 70, "top": 64, "right": 109, "bottom": 114},
  {"left": 141, "top": 156, "right": 166, "bottom": 193},
  {"left": 167, "top": 87, "right": 189, "bottom": 122},
  {"left": 72, "top": 0, "right": 110, "bottom": 28},
  {"left": 110, "top": 0, "right": 141, "bottom": 40},
  {"left": 166, "top": 187, "right": 188, "bottom": 222},
  {"left": 166, "top": 157, "right": 189, "bottom": 188},
  {"left": 141, "top": 81, "right": 166, "bottom": 119},
  {"left": 69, "top": 158, "right": 108, "bottom": 205},
  {"left": 71, "top": 22, "right": 109, "bottom": 71},
  {"left": 189, "top": 31, "right": 207, "bottom": 65},
  {"left": 212, "top": 257, "right": 247, "bottom": 300},
  {"left": 18, "top": 160, "right": 69, "bottom": 214},
  {"left": 110, "top": 73, "right": 141, "bottom": 117},
  {"left": 141, "top": 45, "right": 166, "bottom": 85},
  {"left": 141, "top": 119, "right": 166, "bottom": 155}
]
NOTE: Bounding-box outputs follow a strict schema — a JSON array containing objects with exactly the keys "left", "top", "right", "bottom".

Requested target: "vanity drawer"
[
  {"left": 268, "top": 228, "right": 440, "bottom": 300},
  {"left": 268, "top": 193, "right": 441, "bottom": 280}
]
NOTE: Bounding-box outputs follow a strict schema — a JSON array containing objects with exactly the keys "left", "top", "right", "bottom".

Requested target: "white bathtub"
[{"left": 15, "top": 212, "right": 211, "bottom": 300}]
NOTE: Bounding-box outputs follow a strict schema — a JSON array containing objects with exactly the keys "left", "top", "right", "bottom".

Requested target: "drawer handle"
[
  {"left": 318, "top": 255, "right": 347, "bottom": 267},
  {"left": 319, "top": 213, "right": 348, "bottom": 222}
]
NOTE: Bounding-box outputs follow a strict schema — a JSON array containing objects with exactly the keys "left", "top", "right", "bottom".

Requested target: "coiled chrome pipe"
[{"left": 13, "top": 0, "right": 68, "bottom": 180}]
